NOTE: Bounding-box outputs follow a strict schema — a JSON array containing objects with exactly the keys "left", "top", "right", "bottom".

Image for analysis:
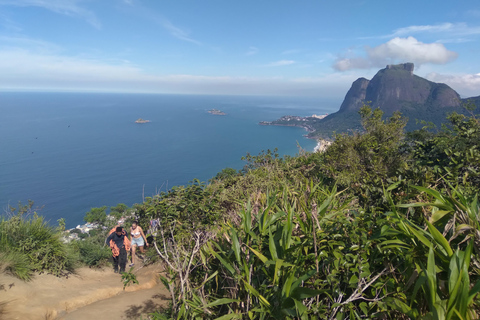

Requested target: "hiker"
[
  {"left": 106, "top": 226, "right": 130, "bottom": 273},
  {"left": 129, "top": 221, "right": 148, "bottom": 267},
  {"left": 148, "top": 218, "right": 159, "bottom": 236}
]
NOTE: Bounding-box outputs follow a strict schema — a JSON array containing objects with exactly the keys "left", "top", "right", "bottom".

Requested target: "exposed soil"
[{"left": 0, "top": 263, "right": 170, "bottom": 320}]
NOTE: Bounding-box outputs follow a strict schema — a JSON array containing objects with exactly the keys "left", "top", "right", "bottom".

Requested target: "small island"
[
  {"left": 208, "top": 109, "right": 226, "bottom": 115},
  {"left": 135, "top": 118, "right": 150, "bottom": 123}
]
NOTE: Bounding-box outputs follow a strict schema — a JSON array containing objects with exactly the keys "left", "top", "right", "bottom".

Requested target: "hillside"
[{"left": 2, "top": 104, "right": 480, "bottom": 318}]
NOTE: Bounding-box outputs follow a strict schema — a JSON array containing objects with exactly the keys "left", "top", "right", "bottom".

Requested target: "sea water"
[{"left": 0, "top": 92, "right": 339, "bottom": 228}]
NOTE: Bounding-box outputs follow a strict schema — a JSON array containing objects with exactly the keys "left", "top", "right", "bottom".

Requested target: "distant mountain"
[
  {"left": 262, "top": 63, "right": 479, "bottom": 138},
  {"left": 339, "top": 63, "right": 461, "bottom": 114}
]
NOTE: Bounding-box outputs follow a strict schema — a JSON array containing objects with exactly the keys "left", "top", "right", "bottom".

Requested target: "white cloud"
[
  {"left": 0, "top": 35, "right": 62, "bottom": 53},
  {"left": 246, "top": 46, "right": 258, "bottom": 56},
  {"left": 0, "top": 48, "right": 351, "bottom": 98},
  {"left": 333, "top": 37, "right": 457, "bottom": 71},
  {"left": 126, "top": 5, "right": 201, "bottom": 45},
  {"left": 368, "top": 37, "right": 458, "bottom": 64},
  {"left": 0, "top": 0, "right": 101, "bottom": 29},
  {"left": 161, "top": 19, "right": 201, "bottom": 45},
  {"left": 426, "top": 72, "right": 480, "bottom": 98},
  {"left": 265, "top": 60, "right": 296, "bottom": 67},
  {"left": 360, "top": 23, "right": 480, "bottom": 42},
  {"left": 0, "top": 48, "right": 142, "bottom": 81},
  {"left": 391, "top": 23, "right": 458, "bottom": 37},
  {"left": 0, "top": 12, "right": 22, "bottom": 32},
  {"left": 388, "top": 23, "right": 480, "bottom": 38},
  {"left": 466, "top": 10, "right": 480, "bottom": 18}
]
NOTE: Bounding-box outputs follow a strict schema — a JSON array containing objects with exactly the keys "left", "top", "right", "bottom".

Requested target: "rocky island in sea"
[
  {"left": 135, "top": 118, "right": 150, "bottom": 123},
  {"left": 208, "top": 109, "right": 226, "bottom": 115}
]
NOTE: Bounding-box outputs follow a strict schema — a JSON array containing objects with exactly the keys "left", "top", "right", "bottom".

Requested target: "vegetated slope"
[
  {"left": 129, "top": 105, "right": 480, "bottom": 319},
  {"left": 3, "top": 104, "right": 480, "bottom": 318}
]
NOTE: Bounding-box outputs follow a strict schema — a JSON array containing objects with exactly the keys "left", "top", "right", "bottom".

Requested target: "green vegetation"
[
  {"left": 140, "top": 104, "right": 480, "bottom": 319},
  {"left": 0, "top": 202, "right": 76, "bottom": 280},
  {"left": 0, "top": 203, "right": 131, "bottom": 279},
  {"left": 83, "top": 206, "right": 107, "bottom": 224},
  {"left": 2, "top": 103, "right": 480, "bottom": 319}
]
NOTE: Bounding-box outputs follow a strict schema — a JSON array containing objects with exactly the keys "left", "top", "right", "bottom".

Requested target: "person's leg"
[
  {"left": 119, "top": 247, "right": 127, "bottom": 273},
  {"left": 138, "top": 245, "right": 145, "bottom": 260},
  {"left": 112, "top": 255, "right": 119, "bottom": 273},
  {"left": 130, "top": 244, "right": 137, "bottom": 266}
]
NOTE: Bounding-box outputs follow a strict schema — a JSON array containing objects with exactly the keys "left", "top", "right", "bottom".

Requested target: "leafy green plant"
[
  {"left": 379, "top": 185, "right": 480, "bottom": 318},
  {"left": 321, "top": 106, "right": 409, "bottom": 207},
  {"left": 71, "top": 237, "right": 111, "bottom": 267},
  {"left": 121, "top": 267, "right": 139, "bottom": 290},
  {"left": 83, "top": 206, "right": 107, "bottom": 224}
]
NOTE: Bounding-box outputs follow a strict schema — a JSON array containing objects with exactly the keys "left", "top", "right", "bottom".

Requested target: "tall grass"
[
  {"left": 0, "top": 251, "right": 32, "bottom": 280},
  {"left": 0, "top": 214, "right": 76, "bottom": 280}
]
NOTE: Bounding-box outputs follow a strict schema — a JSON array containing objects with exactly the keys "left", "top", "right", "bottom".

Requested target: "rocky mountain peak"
[
  {"left": 386, "top": 62, "right": 414, "bottom": 74},
  {"left": 339, "top": 62, "right": 460, "bottom": 114}
]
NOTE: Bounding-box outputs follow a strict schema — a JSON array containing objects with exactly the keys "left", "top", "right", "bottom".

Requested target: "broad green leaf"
[
  {"left": 282, "top": 273, "right": 296, "bottom": 297},
  {"left": 194, "top": 270, "right": 219, "bottom": 290},
  {"left": 214, "top": 314, "right": 243, "bottom": 320},
  {"left": 386, "top": 181, "right": 401, "bottom": 191},
  {"left": 294, "top": 298, "right": 308, "bottom": 320},
  {"left": 209, "top": 245, "right": 236, "bottom": 275},
  {"left": 230, "top": 227, "right": 242, "bottom": 265},
  {"left": 274, "top": 259, "right": 283, "bottom": 285},
  {"left": 247, "top": 245, "right": 268, "bottom": 264},
  {"left": 426, "top": 220, "right": 453, "bottom": 257},
  {"left": 468, "top": 281, "right": 480, "bottom": 305},
  {"left": 405, "top": 222, "right": 433, "bottom": 250},
  {"left": 447, "top": 268, "right": 464, "bottom": 316},
  {"left": 378, "top": 239, "right": 410, "bottom": 251},
  {"left": 242, "top": 280, "right": 270, "bottom": 306},
  {"left": 268, "top": 228, "right": 278, "bottom": 260},
  {"left": 426, "top": 246, "right": 437, "bottom": 307},
  {"left": 205, "top": 298, "right": 241, "bottom": 308},
  {"left": 412, "top": 186, "right": 445, "bottom": 202},
  {"left": 290, "top": 287, "right": 325, "bottom": 300},
  {"left": 177, "top": 302, "right": 186, "bottom": 320},
  {"left": 430, "top": 210, "right": 452, "bottom": 223},
  {"left": 359, "top": 302, "right": 369, "bottom": 315}
]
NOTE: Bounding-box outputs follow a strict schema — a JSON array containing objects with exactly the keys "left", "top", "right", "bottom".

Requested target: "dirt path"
[{"left": 0, "top": 263, "right": 170, "bottom": 320}]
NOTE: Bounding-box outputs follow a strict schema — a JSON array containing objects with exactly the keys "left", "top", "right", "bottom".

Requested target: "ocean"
[{"left": 0, "top": 92, "right": 339, "bottom": 228}]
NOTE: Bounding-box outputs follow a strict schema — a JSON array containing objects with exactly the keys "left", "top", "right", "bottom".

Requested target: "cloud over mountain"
[
  {"left": 426, "top": 72, "right": 480, "bottom": 97},
  {"left": 334, "top": 37, "right": 458, "bottom": 71}
]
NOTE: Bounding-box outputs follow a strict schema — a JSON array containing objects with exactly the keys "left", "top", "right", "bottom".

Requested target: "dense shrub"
[
  {"left": 0, "top": 213, "right": 76, "bottom": 279},
  {"left": 0, "top": 251, "right": 32, "bottom": 281},
  {"left": 72, "top": 238, "right": 111, "bottom": 268},
  {"left": 147, "top": 106, "right": 480, "bottom": 319}
]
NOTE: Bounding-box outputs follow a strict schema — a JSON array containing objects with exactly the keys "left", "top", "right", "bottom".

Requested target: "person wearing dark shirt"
[{"left": 106, "top": 226, "right": 130, "bottom": 273}]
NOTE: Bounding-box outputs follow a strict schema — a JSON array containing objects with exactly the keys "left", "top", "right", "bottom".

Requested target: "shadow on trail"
[{"left": 124, "top": 293, "right": 169, "bottom": 319}]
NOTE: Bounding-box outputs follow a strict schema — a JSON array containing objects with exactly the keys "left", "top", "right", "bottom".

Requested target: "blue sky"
[{"left": 0, "top": 0, "right": 479, "bottom": 99}]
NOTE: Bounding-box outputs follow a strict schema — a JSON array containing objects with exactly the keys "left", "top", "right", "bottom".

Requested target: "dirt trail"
[{"left": 0, "top": 263, "right": 170, "bottom": 320}]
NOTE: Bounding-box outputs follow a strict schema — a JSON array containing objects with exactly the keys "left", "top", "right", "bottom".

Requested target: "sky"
[{"left": 0, "top": 0, "right": 479, "bottom": 99}]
